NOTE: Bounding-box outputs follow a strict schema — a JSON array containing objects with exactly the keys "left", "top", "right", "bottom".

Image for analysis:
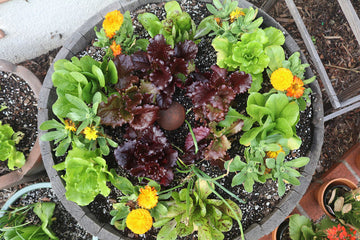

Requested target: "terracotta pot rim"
[
  {"left": 0, "top": 59, "right": 44, "bottom": 190},
  {"left": 316, "top": 178, "right": 358, "bottom": 218}
]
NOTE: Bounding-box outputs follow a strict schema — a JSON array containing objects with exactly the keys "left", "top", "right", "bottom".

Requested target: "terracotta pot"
[
  {"left": 355, "top": 151, "right": 360, "bottom": 171},
  {"left": 38, "top": 0, "right": 324, "bottom": 239},
  {"left": 0, "top": 59, "right": 44, "bottom": 190},
  {"left": 316, "top": 178, "right": 357, "bottom": 218},
  {"left": 271, "top": 216, "right": 290, "bottom": 240}
]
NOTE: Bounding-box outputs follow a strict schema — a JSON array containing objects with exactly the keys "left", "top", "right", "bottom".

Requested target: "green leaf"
[
  {"left": 70, "top": 72, "right": 88, "bottom": 85},
  {"left": 198, "top": 223, "right": 213, "bottom": 240},
  {"left": 33, "top": 202, "right": 58, "bottom": 239},
  {"left": 264, "top": 26, "right": 285, "bottom": 47},
  {"left": 40, "top": 120, "right": 64, "bottom": 130},
  {"left": 266, "top": 158, "right": 276, "bottom": 168},
  {"left": 40, "top": 130, "right": 67, "bottom": 142},
  {"left": 65, "top": 94, "right": 88, "bottom": 112},
  {"left": 92, "top": 65, "right": 105, "bottom": 88},
  {"left": 176, "top": 222, "right": 193, "bottom": 237},
  {"left": 157, "top": 220, "right": 177, "bottom": 240},
  {"left": 265, "top": 45, "right": 285, "bottom": 72},
  {"left": 265, "top": 93, "right": 289, "bottom": 119},
  {"left": 225, "top": 156, "right": 246, "bottom": 172},
  {"left": 279, "top": 101, "right": 299, "bottom": 126},
  {"left": 231, "top": 171, "right": 247, "bottom": 187},
  {"left": 109, "top": 169, "right": 134, "bottom": 195},
  {"left": 216, "top": 215, "right": 233, "bottom": 232},
  {"left": 54, "top": 137, "right": 71, "bottom": 157},
  {"left": 275, "top": 118, "right": 293, "bottom": 138},
  {"left": 284, "top": 157, "right": 310, "bottom": 168},
  {"left": 289, "top": 214, "right": 313, "bottom": 240},
  {"left": 107, "top": 60, "right": 118, "bottom": 84},
  {"left": 138, "top": 13, "right": 162, "bottom": 38}
]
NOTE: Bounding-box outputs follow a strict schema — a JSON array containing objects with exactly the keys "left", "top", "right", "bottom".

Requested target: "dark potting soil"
[
  {"left": 0, "top": 71, "right": 38, "bottom": 175},
  {"left": 11, "top": 187, "right": 93, "bottom": 240},
  {"left": 53, "top": 0, "right": 313, "bottom": 239}
]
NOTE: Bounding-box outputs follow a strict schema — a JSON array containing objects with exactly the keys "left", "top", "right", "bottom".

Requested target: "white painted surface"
[{"left": 0, "top": 0, "right": 117, "bottom": 63}]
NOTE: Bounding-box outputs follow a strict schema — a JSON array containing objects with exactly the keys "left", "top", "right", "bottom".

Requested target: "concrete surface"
[{"left": 0, "top": 0, "right": 118, "bottom": 63}]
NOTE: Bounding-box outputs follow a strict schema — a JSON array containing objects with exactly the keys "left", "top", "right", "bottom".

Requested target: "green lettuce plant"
[
  {"left": 212, "top": 27, "right": 285, "bottom": 91},
  {"left": 138, "top": 1, "right": 198, "bottom": 47},
  {"left": 0, "top": 120, "right": 25, "bottom": 170},
  {"left": 53, "top": 147, "right": 112, "bottom": 206}
]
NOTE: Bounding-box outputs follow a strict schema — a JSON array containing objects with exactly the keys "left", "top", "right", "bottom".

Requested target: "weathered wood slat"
[
  {"left": 261, "top": 0, "right": 278, "bottom": 12},
  {"left": 337, "top": 0, "right": 360, "bottom": 46},
  {"left": 284, "top": 0, "right": 341, "bottom": 109}
]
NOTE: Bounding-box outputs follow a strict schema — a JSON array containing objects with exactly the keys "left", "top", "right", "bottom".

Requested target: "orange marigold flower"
[
  {"left": 110, "top": 41, "right": 122, "bottom": 57},
  {"left": 83, "top": 126, "right": 98, "bottom": 141},
  {"left": 270, "top": 68, "right": 293, "bottom": 91},
  {"left": 214, "top": 17, "right": 221, "bottom": 25},
  {"left": 137, "top": 186, "right": 158, "bottom": 209},
  {"left": 126, "top": 209, "right": 153, "bottom": 234},
  {"left": 286, "top": 76, "right": 305, "bottom": 99},
  {"left": 230, "top": 7, "right": 245, "bottom": 23},
  {"left": 64, "top": 119, "right": 76, "bottom": 132},
  {"left": 103, "top": 10, "right": 124, "bottom": 39},
  {"left": 266, "top": 145, "right": 284, "bottom": 159}
]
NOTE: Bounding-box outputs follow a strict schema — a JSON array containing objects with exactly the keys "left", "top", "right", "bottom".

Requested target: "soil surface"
[{"left": 1, "top": 0, "right": 360, "bottom": 239}]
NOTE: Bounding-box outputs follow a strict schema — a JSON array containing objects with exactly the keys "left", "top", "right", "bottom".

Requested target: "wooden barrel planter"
[
  {"left": 0, "top": 59, "right": 44, "bottom": 190},
  {"left": 38, "top": 0, "right": 324, "bottom": 239}
]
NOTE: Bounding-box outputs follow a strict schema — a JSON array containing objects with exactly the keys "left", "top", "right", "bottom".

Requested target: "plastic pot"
[
  {"left": 38, "top": 0, "right": 324, "bottom": 239},
  {"left": 316, "top": 178, "right": 358, "bottom": 218},
  {"left": 0, "top": 182, "right": 98, "bottom": 240},
  {"left": 0, "top": 59, "right": 45, "bottom": 190}
]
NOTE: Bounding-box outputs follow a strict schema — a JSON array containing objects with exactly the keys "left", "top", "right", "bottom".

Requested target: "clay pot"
[
  {"left": 0, "top": 59, "right": 44, "bottom": 190},
  {"left": 355, "top": 151, "right": 360, "bottom": 171},
  {"left": 316, "top": 178, "right": 357, "bottom": 218},
  {"left": 271, "top": 216, "right": 290, "bottom": 240}
]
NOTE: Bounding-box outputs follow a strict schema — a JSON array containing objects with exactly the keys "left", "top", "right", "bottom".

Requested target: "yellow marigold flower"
[
  {"left": 137, "top": 186, "right": 158, "bottom": 209},
  {"left": 270, "top": 68, "right": 293, "bottom": 91},
  {"left": 266, "top": 145, "right": 284, "bottom": 159},
  {"left": 126, "top": 209, "right": 153, "bottom": 235},
  {"left": 103, "top": 10, "right": 124, "bottom": 39},
  {"left": 230, "top": 7, "right": 245, "bottom": 23},
  {"left": 83, "top": 126, "right": 98, "bottom": 141},
  {"left": 110, "top": 41, "right": 122, "bottom": 57},
  {"left": 286, "top": 76, "right": 305, "bottom": 99},
  {"left": 64, "top": 119, "right": 76, "bottom": 132}
]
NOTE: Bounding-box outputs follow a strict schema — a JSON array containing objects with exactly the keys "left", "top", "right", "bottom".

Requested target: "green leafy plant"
[
  {"left": 0, "top": 202, "right": 58, "bottom": 240},
  {"left": 212, "top": 27, "right": 285, "bottom": 91},
  {"left": 40, "top": 92, "right": 118, "bottom": 156},
  {"left": 51, "top": 55, "right": 117, "bottom": 114},
  {"left": 196, "top": 0, "right": 262, "bottom": 41},
  {"left": 288, "top": 214, "right": 359, "bottom": 240},
  {"left": 0, "top": 120, "right": 25, "bottom": 170},
  {"left": 53, "top": 147, "right": 112, "bottom": 206},
  {"left": 138, "top": 1, "right": 198, "bottom": 47},
  {"left": 226, "top": 150, "right": 309, "bottom": 196},
  {"left": 155, "top": 179, "right": 242, "bottom": 240},
  {"left": 330, "top": 187, "right": 360, "bottom": 232}
]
